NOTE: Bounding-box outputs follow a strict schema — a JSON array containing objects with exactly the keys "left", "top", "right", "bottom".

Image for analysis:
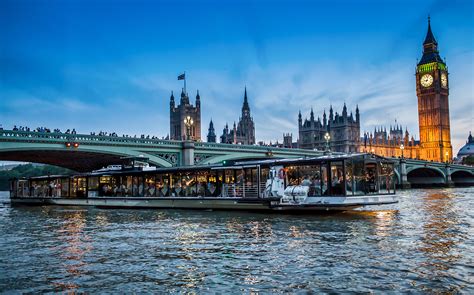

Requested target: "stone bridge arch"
[
  {"left": 0, "top": 147, "right": 173, "bottom": 172},
  {"left": 407, "top": 167, "right": 446, "bottom": 187},
  {"left": 450, "top": 170, "right": 474, "bottom": 186}
]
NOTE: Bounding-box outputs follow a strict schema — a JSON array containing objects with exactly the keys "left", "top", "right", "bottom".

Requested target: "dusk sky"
[{"left": 1, "top": 0, "right": 473, "bottom": 154}]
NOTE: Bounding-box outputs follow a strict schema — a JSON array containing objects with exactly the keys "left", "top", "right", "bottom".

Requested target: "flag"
[{"left": 178, "top": 73, "right": 185, "bottom": 80}]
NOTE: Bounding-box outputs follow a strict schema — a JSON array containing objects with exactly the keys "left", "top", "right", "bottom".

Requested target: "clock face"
[
  {"left": 420, "top": 74, "right": 433, "bottom": 87},
  {"left": 441, "top": 73, "right": 448, "bottom": 88}
]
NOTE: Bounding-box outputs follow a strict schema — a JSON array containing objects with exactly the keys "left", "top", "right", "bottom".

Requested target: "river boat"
[{"left": 9, "top": 153, "right": 398, "bottom": 212}]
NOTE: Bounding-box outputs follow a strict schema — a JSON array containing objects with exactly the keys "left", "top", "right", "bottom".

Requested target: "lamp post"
[
  {"left": 445, "top": 151, "right": 449, "bottom": 163},
  {"left": 324, "top": 132, "right": 331, "bottom": 154},
  {"left": 400, "top": 144, "right": 404, "bottom": 159},
  {"left": 183, "top": 116, "right": 194, "bottom": 141}
]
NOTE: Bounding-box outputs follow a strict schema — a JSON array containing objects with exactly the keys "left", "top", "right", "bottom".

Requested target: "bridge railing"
[
  {"left": 0, "top": 129, "right": 325, "bottom": 154},
  {"left": 0, "top": 130, "right": 182, "bottom": 146}
]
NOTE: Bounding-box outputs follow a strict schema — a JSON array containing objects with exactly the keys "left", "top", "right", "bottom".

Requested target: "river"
[{"left": 0, "top": 188, "right": 473, "bottom": 293}]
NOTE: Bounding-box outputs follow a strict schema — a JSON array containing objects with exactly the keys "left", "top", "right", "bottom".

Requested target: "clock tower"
[{"left": 416, "top": 17, "right": 452, "bottom": 162}]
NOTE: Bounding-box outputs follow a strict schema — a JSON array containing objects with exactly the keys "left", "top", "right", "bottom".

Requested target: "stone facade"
[
  {"left": 170, "top": 89, "right": 201, "bottom": 141},
  {"left": 220, "top": 88, "right": 256, "bottom": 145},
  {"left": 298, "top": 104, "right": 360, "bottom": 153},
  {"left": 361, "top": 126, "right": 420, "bottom": 159}
]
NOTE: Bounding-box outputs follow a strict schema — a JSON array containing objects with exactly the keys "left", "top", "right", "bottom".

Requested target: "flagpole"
[{"left": 184, "top": 71, "right": 186, "bottom": 94}]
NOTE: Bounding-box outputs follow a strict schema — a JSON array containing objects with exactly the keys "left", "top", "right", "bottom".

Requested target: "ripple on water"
[{"left": 0, "top": 189, "right": 473, "bottom": 293}]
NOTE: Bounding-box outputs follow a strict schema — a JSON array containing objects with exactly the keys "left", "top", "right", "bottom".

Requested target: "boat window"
[
  {"left": 260, "top": 167, "right": 269, "bottom": 196},
  {"left": 243, "top": 168, "right": 258, "bottom": 197},
  {"left": 15, "top": 180, "right": 29, "bottom": 197},
  {"left": 365, "top": 162, "right": 378, "bottom": 194},
  {"left": 321, "top": 165, "right": 329, "bottom": 195},
  {"left": 196, "top": 170, "right": 208, "bottom": 196},
  {"left": 99, "top": 176, "right": 115, "bottom": 196},
  {"left": 120, "top": 176, "right": 132, "bottom": 197},
  {"left": 132, "top": 176, "right": 144, "bottom": 197},
  {"left": 182, "top": 172, "right": 196, "bottom": 197},
  {"left": 345, "top": 161, "right": 354, "bottom": 196},
  {"left": 300, "top": 165, "right": 322, "bottom": 196},
  {"left": 352, "top": 159, "right": 366, "bottom": 195},
  {"left": 61, "top": 178, "right": 69, "bottom": 197},
  {"left": 71, "top": 177, "right": 87, "bottom": 198},
  {"left": 378, "top": 162, "right": 395, "bottom": 194},
  {"left": 330, "top": 161, "right": 344, "bottom": 195},
  {"left": 144, "top": 175, "right": 156, "bottom": 197},
  {"left": 225, "top": 169, "right": 235, "bottom": 184},
  {"left": 88, "top": 177, "right": 99, "bottom": 191},
  {"left": 156, "top": 173, "right": 170, "bottom": 197},
  {"left": 207, "top": 170, "right": 220, "bottom": 196}
]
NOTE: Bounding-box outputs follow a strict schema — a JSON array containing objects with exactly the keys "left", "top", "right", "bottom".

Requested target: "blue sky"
[{"left": 1, "top": 0, "right": 473, "bottom": 153}]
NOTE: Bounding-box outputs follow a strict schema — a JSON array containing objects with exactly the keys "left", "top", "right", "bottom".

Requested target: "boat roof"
[{"left": 23, "top": 153, "right": 393, "bottom": 179}]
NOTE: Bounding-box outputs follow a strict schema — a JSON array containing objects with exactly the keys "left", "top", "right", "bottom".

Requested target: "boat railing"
[{"left": 221, "top": 182, "right": 259, "bottom": 198}]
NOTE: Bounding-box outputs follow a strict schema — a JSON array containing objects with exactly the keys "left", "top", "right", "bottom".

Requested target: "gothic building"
[
  {"left": 416, "top": 17, "right": 452, "bottom": 162},
  {"left": 169, "top": 89, "right": 201, "bottom": 141},
  {"left": 298, "top": 104, "right": 360, "bottom": 153},
  {"left": 219, "top": 88, "right": 256, "bottom": 145}
]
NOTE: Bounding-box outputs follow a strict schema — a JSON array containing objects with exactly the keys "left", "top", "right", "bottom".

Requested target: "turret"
[
  {"left": 196, "top": 90, "right": 201, "bottom": 109},
  {"left": 180, "top": 88, "right": 189, "bottom": 105},
  {"left": 323, "top": 110, "right": 327, "bottom": 126},
  {"left": 329, "top": 105, "right": 334, "bottom": 121},
  {"left": 342, "top": 103, "right": 347, "bottom": 117},
  {"left": 355, "top": 105, "right": 360, "bottom": 123},
  {"left": 170, "top": 91, "right": 175, "bottom": 109},
  {"left": 298, "top": 110, "right": 302, "bottom": 127},
  {"left": 207, "top": 119, "right": 216, "bottom": 143},
  {"left": 310, "top": 107, "right": 314, "bottom": 122}
]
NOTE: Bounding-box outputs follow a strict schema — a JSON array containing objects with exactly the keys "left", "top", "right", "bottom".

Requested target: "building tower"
[
  {"left": 416, "top": 17, "right": 452, "bottom": 162},
  {"left": 220, "top": 87, "right": 256, "bottom": 145},
  {"left": 169, "top": 89, "right": 201, "bottom": 141},
  {"left": 207, "top": 119, "right": 216, "bottom": 143}
]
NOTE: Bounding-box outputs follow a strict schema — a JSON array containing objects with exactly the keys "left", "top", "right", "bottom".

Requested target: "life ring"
[{"left": 278, "top": 168, "right": 285, "bottom": 179}]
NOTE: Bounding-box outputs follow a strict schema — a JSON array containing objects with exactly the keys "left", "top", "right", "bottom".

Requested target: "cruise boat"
[{"left": 9, "top": 153, "right": 398, "bottom": 212}]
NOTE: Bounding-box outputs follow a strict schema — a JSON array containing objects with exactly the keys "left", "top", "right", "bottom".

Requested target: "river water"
[{"left": 0, "top": 188, "right": 473, "bottom": 293}]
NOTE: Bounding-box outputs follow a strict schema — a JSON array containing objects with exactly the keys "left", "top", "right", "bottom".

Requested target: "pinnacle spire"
[
  {"left": 424, "top": 15, "right": 437, "bottom": 45},
  {"left": 242, "top": 86, "right": 250, "bottom": 113}
]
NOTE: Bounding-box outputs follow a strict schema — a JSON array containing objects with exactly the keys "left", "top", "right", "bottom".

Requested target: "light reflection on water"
[{"left": 0, "top": 188, "right": 473, "bottom": 293}]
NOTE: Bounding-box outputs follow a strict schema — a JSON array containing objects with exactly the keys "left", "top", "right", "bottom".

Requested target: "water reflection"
[
  {"left": 52, "top": 209, "right": 92, "bottom": 292},
  {"left": 418, "top": 191, "right": 464, "bottom": 289}
]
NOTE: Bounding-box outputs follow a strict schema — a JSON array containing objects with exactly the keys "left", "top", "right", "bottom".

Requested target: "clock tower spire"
[{"left": 416, "top": 17, "right": 452, "bottom": 162}]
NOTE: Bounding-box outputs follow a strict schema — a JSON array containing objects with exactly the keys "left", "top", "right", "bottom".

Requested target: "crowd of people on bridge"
[{"left": 4, "top": 124, "right": 166, "bottom": 141}]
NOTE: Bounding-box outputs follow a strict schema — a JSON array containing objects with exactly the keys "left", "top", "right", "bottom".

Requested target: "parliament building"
[{"left": 295, "top": 18, "right": 452, "bottom": 162}]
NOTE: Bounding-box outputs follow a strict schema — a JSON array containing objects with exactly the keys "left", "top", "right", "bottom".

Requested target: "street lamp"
[
  {"left": 445, "top": 151, "right": 449, "bottom": 163},
  {"left": 324, "top": 132, "right": 331, "bottom": 154},
  {"left": 400, "top": 144, "right": 404, "bottom": 159},
  {"left": 183, "top": 116, "right": 194, "bottom": 140}
]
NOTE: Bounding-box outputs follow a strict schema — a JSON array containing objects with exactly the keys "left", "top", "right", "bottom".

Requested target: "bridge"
[{"left": 1, "top": 129, "right": 473, "bottom": 188}]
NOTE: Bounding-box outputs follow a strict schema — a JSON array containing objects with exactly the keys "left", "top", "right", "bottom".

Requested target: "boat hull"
[{"left": 9, "top": 195, "right": 398, "bottom": 212}]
